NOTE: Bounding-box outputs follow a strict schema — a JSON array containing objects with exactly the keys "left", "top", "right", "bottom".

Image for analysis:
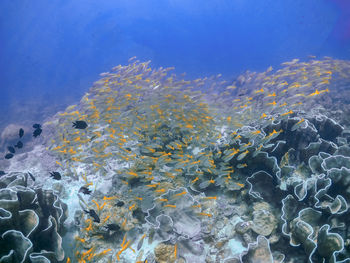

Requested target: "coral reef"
[{"left": 3, "top": 57, "right": 350, "bottom": 262}]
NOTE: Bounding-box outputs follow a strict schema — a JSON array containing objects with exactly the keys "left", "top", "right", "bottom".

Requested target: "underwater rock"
[
  {"left": 241, "top": 235, "right": 274, "bottom": 263},
  {"left": 145, "top": 188, "right": 201, "bottom": 240},
  {"left": 251, "top": 208, "right": 277, "bottom": 237},
  {"left": 154, "top": 243, "right": 176, "bottom": 263},
  {"left": 176, "top": 237, "right": 206, "bottom": 263},
  {"left": 235, "top": 221, "right": 251, "bottom": 235},
  {"left": 217, "top": 198, "right": 236, "bottom": 217}
]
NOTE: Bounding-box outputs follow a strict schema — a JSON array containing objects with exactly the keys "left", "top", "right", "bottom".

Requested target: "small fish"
[
  {"left": 198, "top": 212, "right": 213, "bottom": 217},
  {"left": 27, "top": 172, "right": 36, "bottom": 181},
  {"left": 237, "top": 150, "right": 249, "bottom": 161},
  {"left": 128, "top": 56, "right": 137, "bottom": 62},
  {"left": 291, "top": 118, "right": 305, "bottom": 131},
  {"left": 174, "top": 243, "right": 177, "bottom": 259},
  {"left": 33, "top": 128, "right": 42, "bottom": 138},
  {"left": 49, "top": 171, "right": 62, "bottom": 180},
  {"left": 164, "top": 204, "right": 176, "bottom": 208},
  {"left": 72, "top": 120, "right": 88, "bottom": 129},
  {"left": 14, "top": 141, "right": 23, "bottom": 149},
  {"left": 79, "top": 186, "right": 92, "bottom": 195},
  {"left": 137, "top": 234, "right": 147, "bottom": 250},
  {"left": 251, "top": 130, "right": 261, "bottom": 135},
  {"left": 260, "top": 113, "right": 267, "bottom": 119},
  {"left": 191, "top": 177, "right": 199, "bottom": 184},
  {"left": 0, "top": 171, "right": 5, "bottom": 176},
  {"left": 203, "top": 196, "right": 217, "bottom": 200},
  {"left": 84, "top": 209, "right": 100, "bottom": 223},
  {"left": 90, "top": 135, "right": 97, "bottom": 141},
  {"left": 254, "top": 88, "right": 264, "bottom": 93},
  {"left": 199, "top": 178, "right": 215, "bottom": 189},
  {"left": 265, "top": 129, "right": 283, "bottom": 141},
  {"left": 5, "top": 153, "right": 14, "bottom": 159},
  {"left": 19, "top": 128, "right": 24, "bottom": 138},
  {"left": 236, "top": 182, "right": 245, "bottom": 188},
  {"left": 253, "top": 144, "right": 263, "bottom": 157},
  {"left": 223, "top": 148, "right": 239, "bottom": 162},
  {"left": 33, "top": 123, "right": 41, "bottom": 129},
  {"left": 7, "top": 146, "right": 15, "bottom": 154},
  {"left": 237, "top": 163, "right": 247, "bottom": 169},
  {"left": 174, "top": 191, "right": 187, "bottom": 197},
  {"left": 308, "top": 89, "right": 320, "bottom": 97}
]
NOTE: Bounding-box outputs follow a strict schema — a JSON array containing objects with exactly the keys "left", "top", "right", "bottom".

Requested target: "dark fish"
[
  {"left": 103, "top": 223, "right": 120, "bottom": 232},
  {"left": 27, "top": 172, "right": 36, "bottom": 181},
  {"left": 7, "top": 146, "right": 15, "bottom": 154},
  {"left": 116, "top": 201, "right": 125, "bottom": 207},
  {"left": 0, "top": 171, "right": 5, "bottom": 176},
  {"left": 84, "top": 209, "right": 100, "bottom": 223},
  {"left": 15, "top": 141, "right": 23, "bottom": 149},
  {"left": 137, "top": 236, "right": 145, "bottom": 250},
  {"left": 5, "top": 153, "right": 14, "bottom": 159},
  {"left": 72, "top": 120, "right": 88, "bottom": 129},
  {"left": 49, "top": 171, "right": 61, "bottom": 180},
  {"left": 19, "top": 128, "right": 24, "bottom": 138},
  {"left": 33, "top": 124, "right": 41, "bottom": 129},
  {"left": 79, "top": 186, "right": 92, "bottom": 195},
  {"left": 33, "top": 128, "right": 42, "bottom": 138}
]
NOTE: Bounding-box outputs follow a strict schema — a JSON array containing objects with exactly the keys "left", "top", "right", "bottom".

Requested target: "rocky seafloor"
[{"left": 1, "top": 57, "right": 350, "bottom": 263}]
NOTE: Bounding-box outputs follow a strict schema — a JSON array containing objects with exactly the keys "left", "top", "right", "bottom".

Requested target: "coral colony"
[{"left": 1, "top": 57, "right": 350, "bottom": 262}]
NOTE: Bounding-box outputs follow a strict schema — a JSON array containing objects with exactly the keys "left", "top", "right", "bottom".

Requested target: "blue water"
[{"left": 0, "top": 0, "right": 349, "bottom": 129}]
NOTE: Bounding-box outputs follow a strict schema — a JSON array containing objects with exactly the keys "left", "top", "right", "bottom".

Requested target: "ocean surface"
[{"left": 0, "top": 1, "right": 350, "bottom": 262}]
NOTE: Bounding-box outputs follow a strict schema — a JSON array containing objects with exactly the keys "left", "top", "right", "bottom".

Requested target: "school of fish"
[{"left": 46, "top": 56, "right": 350, "bottom": 262}]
